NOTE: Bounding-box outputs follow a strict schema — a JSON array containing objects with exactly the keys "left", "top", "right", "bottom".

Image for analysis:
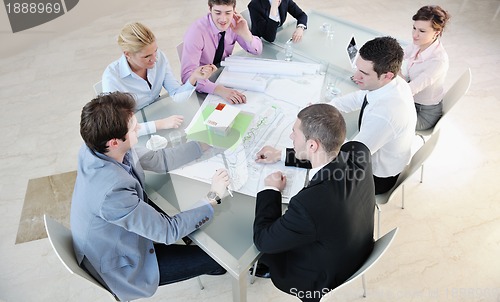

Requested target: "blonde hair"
[{"left": 117, "top": 22, "right": 156, "bottom": 53}]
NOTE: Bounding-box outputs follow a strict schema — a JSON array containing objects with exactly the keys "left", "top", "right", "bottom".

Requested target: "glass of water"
[
  {"left": 320, "top": 23, "right": 331, "bottom": 33},
  {"left": 284, "top": 39, "right": 293, "bottom": 61}
]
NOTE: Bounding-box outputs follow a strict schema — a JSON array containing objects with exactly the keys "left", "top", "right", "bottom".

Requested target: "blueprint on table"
[{"left": 170, "top": 62, "right": 324, "bottom": 200}]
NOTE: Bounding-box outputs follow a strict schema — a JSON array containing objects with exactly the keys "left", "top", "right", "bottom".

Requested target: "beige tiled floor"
[{"left": 1, "top": 0, "right": 500, "bottom": 301}]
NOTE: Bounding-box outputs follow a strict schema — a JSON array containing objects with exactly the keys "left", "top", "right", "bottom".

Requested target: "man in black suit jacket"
[
  {"left": 248, "top": 0, "right": 307, "bottom": 42},
  {"left": 253, "top": 104, "right": 375, "bottom": 302}
]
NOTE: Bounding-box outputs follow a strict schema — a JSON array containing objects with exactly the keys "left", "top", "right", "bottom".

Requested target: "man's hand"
[
  {"left": 255, "top": 146, "right": 281, "bottom": 163},
  {"left": 215, "top": 85, "right": 247, "bottom": 104},
  {"left": 155, "top": 115, "right": 184, "bottom": 130},
  {"left": 211, "top": 169, "right": 230, "bottom": 199},
  {"left": 231, "top": 12, "right": 253, "bottom": 42},
  {"left": 264, "top": 171, "right": 286, "bottom": 191},
  {"left": 292, "top": 27, "right": 304, "bottom": 42},
  {"left": 189, "top": 64, "right": 217, "bottom": 85}
]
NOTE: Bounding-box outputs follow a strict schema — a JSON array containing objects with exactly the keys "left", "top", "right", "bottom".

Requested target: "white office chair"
[
  {"left": 320, "top": 228, "right": 398, "bottom": 301},
  {"left": 176, "top": 42, "right": 183, "bottom": 62},
  {"left": 44, "top": 215, "right": 205, "bottom": 301},
  {"left": 416, "top": 68, "right": 472, "bottom": 142},
  {"left": 375, "top": 130, "right": 441, "bottom": 238},
  {"left": 44, "top": 214, "right": 120, "bottom": 301},
  {"left": 241, "top": 8, "right": 252, "bottom": 30},
  {"left": 93, "top": 81, "right": 103, "bottom": 96}
]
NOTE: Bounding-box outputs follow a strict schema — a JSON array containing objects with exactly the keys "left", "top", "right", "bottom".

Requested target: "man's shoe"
[
  {"left": 206, "top": 267, "right": 227, "bottom": 275},
  {"left": 249, "top": 263, "right": 271, "bottom": 278}
]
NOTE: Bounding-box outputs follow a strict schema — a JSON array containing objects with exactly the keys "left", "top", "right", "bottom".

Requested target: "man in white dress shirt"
[{"left": 329, "top": 36, "right": 417, "bottom": 194}]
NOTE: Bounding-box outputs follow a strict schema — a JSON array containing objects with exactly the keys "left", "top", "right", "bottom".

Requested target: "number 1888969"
[{"left": 5, "top": 2, "right": 61, "bottom": 14}]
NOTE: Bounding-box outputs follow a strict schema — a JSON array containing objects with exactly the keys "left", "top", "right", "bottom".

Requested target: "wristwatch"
[
  {"left": 297, "top": 24, "right": 306, "bottom": 30},
  {"left": 206, "top": 191, "right": 221, "bottom": 204}
]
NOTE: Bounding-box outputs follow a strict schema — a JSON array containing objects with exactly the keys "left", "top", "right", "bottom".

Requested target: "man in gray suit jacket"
[
  {"left": 71, "top": 92, "right": 229, "bottom": 301},
  {"left": 254, "top": 104, "right": 375, "bottom": 301}
]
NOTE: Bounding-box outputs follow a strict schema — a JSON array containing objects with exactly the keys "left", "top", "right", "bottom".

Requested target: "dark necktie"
[
  {"left": 358, "top": 95, "right": 369, "bottom": 130},
  {"left": 213, "top": 31, "right": 226, "bottom": 66}
]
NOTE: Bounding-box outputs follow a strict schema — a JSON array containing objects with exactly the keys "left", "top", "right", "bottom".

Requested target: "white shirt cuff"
[
  {"left": 138, "top": 121, "right": 157, "bottom": 137},
  {"left": 262, "top": 186, "right": 280, "bottom": 192},
  {"left": 280, "top": 148, "right": 286, "bottom": 162}
]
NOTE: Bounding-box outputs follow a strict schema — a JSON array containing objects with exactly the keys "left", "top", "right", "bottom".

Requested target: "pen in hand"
[{"left": 227, "top": 186, "right": 233, "bottom": 197}]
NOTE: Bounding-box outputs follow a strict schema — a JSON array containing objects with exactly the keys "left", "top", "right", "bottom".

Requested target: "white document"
[{"left": 217, "top": 71, "right": 267, "bottom": 92}]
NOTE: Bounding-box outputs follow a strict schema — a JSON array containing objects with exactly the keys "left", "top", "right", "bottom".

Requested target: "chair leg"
[
  {"left": 376, "top": 204, "right": 381, "bottom": 239},
  {"left": 417, "top": 133, "right": 426, "bottom": 144},
  {"left": 197, "top": 276, "right": 204, "bottom": 290},
  {"left": 420, "top": 164, "right": 424, "bottom": 183},
  {"left": 250, "top": 261, "right": 258, "bottom": 284},
  {"left": 361, "top": 274, "right": 367, "bottom": 297},
  {"left": 401, "top": 185, "right": 405, "bottom": 209}
]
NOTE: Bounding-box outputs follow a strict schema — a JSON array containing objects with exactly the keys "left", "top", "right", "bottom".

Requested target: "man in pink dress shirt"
[{"left": 181, "top": 0, "right": 263, "bottom": 104}]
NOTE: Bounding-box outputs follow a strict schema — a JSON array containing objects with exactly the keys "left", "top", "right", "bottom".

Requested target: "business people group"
[{"left": 72, "top": 1, "right": 451, "bottom": 301}]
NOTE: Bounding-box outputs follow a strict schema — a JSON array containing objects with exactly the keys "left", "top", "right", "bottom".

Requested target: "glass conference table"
[{"left": 137, "top": 11, "right": 383, "bottom": 302}]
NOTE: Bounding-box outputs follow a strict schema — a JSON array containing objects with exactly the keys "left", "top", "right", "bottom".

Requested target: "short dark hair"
[
  {"left": 297, "top": 104, "right": 346, "bottom": 156},
  {"left": 359, "top": 36, "right": 403, "bottom": 78},
  {"left": 413, "top": 5, "right": 451, "bottom": 36},
  {"left": 208, "top": 0, "right": 236, "bottom": 9},
  {"left": 80, "top": 92, "right": 136, "bottom": 154}
]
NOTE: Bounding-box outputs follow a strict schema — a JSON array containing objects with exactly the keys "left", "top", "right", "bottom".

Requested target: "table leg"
[{"left": 231, "top": 272, "right": 247, "bottom": 302}]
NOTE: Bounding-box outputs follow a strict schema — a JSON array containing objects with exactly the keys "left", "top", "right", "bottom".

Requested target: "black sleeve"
[
  {"left": 284, "top": 148, "right": 312, "bottom": 169},
  {"left": 287, "top": 0, "right": 307, "bottom": 27},
  {"left": 248, "top": 0, "right": 280, "bottom": 42}
]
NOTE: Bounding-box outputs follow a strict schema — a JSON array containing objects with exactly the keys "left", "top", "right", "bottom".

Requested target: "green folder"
[{"left": 186, "top": 105, "right": 254, "bottom": 150}]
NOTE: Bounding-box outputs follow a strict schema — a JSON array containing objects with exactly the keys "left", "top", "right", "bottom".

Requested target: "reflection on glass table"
[{"left": 273, "top": 10, "right": 385, "bottom": 72}]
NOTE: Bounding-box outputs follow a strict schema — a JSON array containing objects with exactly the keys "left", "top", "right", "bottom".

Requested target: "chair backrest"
[
  {"left": 44, "top": 215, "right": 116, "bottom": 300},
  {"left": 442, "top": 67, "right": 472, "bottom": 115},
  {"left": 320, "top": 227, "right": 399, "bottom": 300},
  {"left": 417, "top": 68, "right": 472, "bottom": 137},
  {"left": 93, "top": 81, "right": 103, "bottom": 96},
  {"left": 378, "top": 130, "right": 441, "bottom": 205},
  {"left": 176, "top": 42, "right": 183, "bottom": 62},
  {"left": 241, "top": 8, "right": 252, "bottom": 30}
]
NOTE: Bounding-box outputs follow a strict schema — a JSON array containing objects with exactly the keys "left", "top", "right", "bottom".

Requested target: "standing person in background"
[
  {"left": 248, "top": 0, "right": 307, "bottom": 43},
  {"left": 400, "top": 5, "right": 451, "bottom": 130},
  {"left": 181, "top": 0, "right": 263, "bottom": 105},
  {"left": 102, "top": 22, "right": 216, "bottom": 136}
]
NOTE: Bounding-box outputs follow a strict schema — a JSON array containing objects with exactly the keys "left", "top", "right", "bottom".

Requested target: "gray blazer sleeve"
[{"left": 135, "top": 141, "right": 203, "bottom": 173}]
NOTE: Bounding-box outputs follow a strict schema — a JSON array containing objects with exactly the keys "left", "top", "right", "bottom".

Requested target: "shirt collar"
[
  {"left": 118, "top": 52, "right": 157, "bottom": 81},
  {"left": 366, "top": 75, "right": 400, "bottom": 101},
  {"left": 309, "top": 162, "right": 329, "bottom": 182},
  {"left": 409, "top": 39, "right": 441, "bottom": 62},
  {"left": 94, "top": 148, "right": 133, "bottom": 173},
  {"left": 121, "top": 152, "right": 134, "bottom": 173},
  {"left": 418, "top": 39, "right": 442, "bottom": 61},
  {"left": 118, "top": 54, "right": 133, "bottom": 79}
]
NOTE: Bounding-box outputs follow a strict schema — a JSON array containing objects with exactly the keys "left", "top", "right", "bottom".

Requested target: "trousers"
[
  {"left": 155, "top": 243, "right": 226, "bottom": 286},
  {"left": 415, "top": 102, "right": 442, "bottom": 131}
]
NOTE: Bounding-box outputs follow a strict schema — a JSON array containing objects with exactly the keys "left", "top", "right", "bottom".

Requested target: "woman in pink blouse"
[{"left": 401, "top": 5, "right": 451, "bottom": 130}]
